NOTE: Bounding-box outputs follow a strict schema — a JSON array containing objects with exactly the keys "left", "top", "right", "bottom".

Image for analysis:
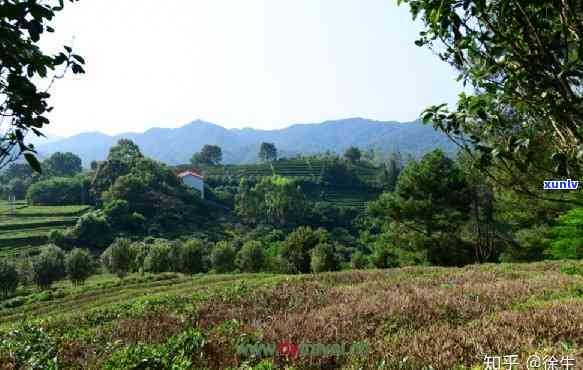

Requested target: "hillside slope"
[
  {"left": 39, "top": 118, "right": 456, "bottom": 166},
  {"left": 1, "top": 261, "right": 581, "bottom": 368}
]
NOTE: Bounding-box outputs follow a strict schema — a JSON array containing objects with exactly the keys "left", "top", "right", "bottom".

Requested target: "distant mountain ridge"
[{"left": 38, "top": 118, "right": 456, "bottom": 166}]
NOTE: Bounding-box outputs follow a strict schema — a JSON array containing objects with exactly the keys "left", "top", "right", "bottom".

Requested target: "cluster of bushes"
[
  {"left": 0, "top": 245, "right": 95, "bottom": 297},
  {"left": 26, "top": 176, "right": 92, "bottom": 205}
]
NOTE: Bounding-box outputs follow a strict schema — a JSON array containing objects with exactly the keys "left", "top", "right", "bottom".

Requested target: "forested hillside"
[{"left": 38, "top": 118, "right": 456, "bottom": 165}]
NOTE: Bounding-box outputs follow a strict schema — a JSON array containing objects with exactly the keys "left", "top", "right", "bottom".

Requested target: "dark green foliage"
[
  {"left": 26, "top": 176, "right": 91, "bottom": 205},
  {"left": 42, "top": 152, "right": 82, "bottom": 177},
  {"left": 191, "top": 144, "right": 222, "bottom": 166},
  {"left": 0, "top": 259, "right": 18, "bottom": 298},
  {"left": 279, "top": 226, "right": 329, "bottom": 274},
  {"left": 259, "top": 142, "right": 277, "bottom": 162},
  {"left": 350, "top": 251, "right": 368, "bottom": 270},
  {"left": 0, "top": 0, "right": 85, "bottom": 169},
  {"left": 399, "top": 0, "right": 583, "bottom": 177},
  {"left": 310, "top": 242, "right": 339, "bottom": 273},
  {"left": 107, "top": 139, "right": 143, "bottom": 162},
  {"left": 144, "top": 241, "right": 177, "bottom": 273},
  {"left": 236, "top": 240, "right": 265, "bottom": 272},
  {"left": 370, "top": 243, "right": 398, "bottom": 269},
  {"left": 211, "top": 241, "right": 236, "bottom": 273},
  {"left": 100, "top": 155, "right": 206, "bottom": 233},
  {"left": 178, "top": 239, "right": 206, "bottom": 274},
  {"left": 368, "top": 150, "right": 473, "bottom": 266},
  {"left": 344, "top": 146, "right": 361, "bottom": 163},
  {"left": 65, "top": 248, "right": 93, "bottom": 286},
  {"left": 103, "top": 199, "right": 145, "bottom": 233},
  {"left": 102, "top": 238, "right": 132, "bottom": 279},
  {"left": 69, "top": 212, "right": 113, "bottom": 250},
  {"left": 31, "top": 245, "right": 66, "bottom": 290},
  {"left": 500, "top": 225, "right": 551, "bottom": 262},
  {"left": 7, "top": 178, "right": 27, "bottom": 199},
  {"left": 235, "top": 175, "right": 307, "bottom": 226}
]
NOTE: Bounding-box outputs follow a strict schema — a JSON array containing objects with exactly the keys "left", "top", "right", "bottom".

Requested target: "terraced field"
[
  {"left": 203, "top": 159, "right": 382, "bottom": 210},
  {"left": 204, "top": 159, "right": 382, "bottom": 182},
  {"left": 0, "top": 201, "right": 91, "bottom": 257},
  {"left": 1, "top": 261, "right": 582, "bottom": 369}
]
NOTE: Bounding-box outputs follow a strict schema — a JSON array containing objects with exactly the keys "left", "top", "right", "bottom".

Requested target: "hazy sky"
[{"left": 41, "top": 0, "right": 461, "bottom": 137}]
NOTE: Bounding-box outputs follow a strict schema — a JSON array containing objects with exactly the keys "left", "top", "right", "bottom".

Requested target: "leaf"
[
  {"left": 72, "top": 55, "right": 85, "bottom": 64},
  {"left": 24, "top": 153, "right": 42, "bottom": 174},
  {"left": 64, "top": 46, "right": 72, "bottom": 53}
]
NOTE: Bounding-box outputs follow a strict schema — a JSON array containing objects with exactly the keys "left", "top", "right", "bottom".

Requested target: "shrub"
[
  {"left": 144, "top": 241, "right": 177, "bottom": 273},
  {"left": 103, "top": 344, "right": 166, "bottom": 370},
  {"left": 350, "top": 251, "right": 368, "bottom": 270},
  {"left": 179, "top": 239, "right": 206, "bottom": 274},
  {"left": 66, "top": 248, "right": 94, "bottom": 286},
  {"left": 31, "top": 245, "right": 66, "bottom": 290},
  {"left": 26, "top": 176, "right": 90, "bottom": 205},
  {"left": 370, "top": 243, "right": 398, "bottom": 269},
  {"left": 279, "top": 226, "right": 329, "bottom": 274},
  {"left": 103, "top": 199, "right": 145, "bottom": 233},
  {"left": 47, "top": 229, "right": 75, "bottom": 251},
  {"left": 211, "top": 241, "right": 236, "bottom": 273},
  {"left": 236, "top": 240, "right": 265, "bottom": 272},
  {"left": 70, "top": 212, "right": 113, "bottom": 250},
  {"left": 0, "top": 259, "right": 18, "bottom": 298},
  {"left": 310, "top": 242, "right": 339, "bottom": 273},
  {"left": 102, "top": 238, "right": 133, "bottom": 278},
  {"left": 548, "top": 208, "right": 583, "bottom": 260}
]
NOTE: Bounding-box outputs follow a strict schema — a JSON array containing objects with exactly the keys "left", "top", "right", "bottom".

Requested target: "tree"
[
  {"left": 144, "top": 241, "right": 176, "bottom": 273},
  {"left": 191, "top": 145, "right": 222, "bottom": 166},
  {"left": 102, "top": 238, "right": 133, "bottom": 279},
  {"left": 26, "top": 176, "right": 90, "bottom": 205},
  {"left": 369, "top": 150, "right": 473, "bottom": 266},
  {"left": 107, "top": 139, "right": 143, "bottom": 163},
  {"left": 236, "top": 240, "right": 265, "bottom": 272},
  {"left": 310, "top": 242, "right": 339, "bottom": 273},
  {"left": 259, "top": 142, "right": 277, "bottom": 162},
  {"left": 0, "top": 260, "right": 18, "bottom": 298},
  {"left": 211, "top": 241, "right": 236, "bottom": 273},
  {"left": 179, "top": 239, "right": 206, "bottom": 274},
  {"left": 69, "top": 212, "right": 113, "bottom": 250},
  {"left": 43, "top": 152, "right": 82, "bottom": 177},
  {"left": 0, "top": 0, "right": 85, "bottom": 171},
  {"left": 279, "top": 226, "right": 329, "bottom": 274},
  {"left": 350, "top": 251, "right": 368, "bottom": 270},
  {"left": 7, "top": 178, "right": 27, "bottom": 199},
  {"left": 343, "top": 146, "right": 361, "bottom": 163},
  {"left": 399, "top": 0, "right": 583, "bottom": 180},
  {"left": 66, "top": 248, "right": 93, "bottom": 286},
  {"left": 235, "top": 176, "right": 306, "bottom": 226},
  {"left": 31, "top": 245, "right": 66, "bottom": 290}
]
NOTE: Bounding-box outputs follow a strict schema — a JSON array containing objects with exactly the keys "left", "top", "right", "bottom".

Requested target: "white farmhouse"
[{"left": 177, "top": 171, "right": 205, "bottom": 199}]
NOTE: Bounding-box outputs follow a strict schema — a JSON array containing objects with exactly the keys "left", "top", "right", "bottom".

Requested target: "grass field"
[
  {"left": 1, "top": 261, "right": 582, "bottom": 369},
  {"left": 0, "top": 201, "right": 91, "bottom": 257}
]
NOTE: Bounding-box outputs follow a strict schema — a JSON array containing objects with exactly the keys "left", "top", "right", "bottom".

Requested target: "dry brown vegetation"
[{"left": 1, "top": 261, "right": 583, "bottom": 369}]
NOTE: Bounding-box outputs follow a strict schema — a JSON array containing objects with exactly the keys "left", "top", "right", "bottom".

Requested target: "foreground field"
[{"left": 1, "top": 261, "right": 583, "bottom": 369}]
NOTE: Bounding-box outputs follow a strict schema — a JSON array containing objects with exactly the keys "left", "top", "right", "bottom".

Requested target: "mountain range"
[{"left": 38, "top": 118, "right": 457, "bottom": 166}]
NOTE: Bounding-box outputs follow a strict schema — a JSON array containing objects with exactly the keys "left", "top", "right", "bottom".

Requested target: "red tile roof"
[{"left": 177, "top": 171, "right": 203, "bottom": 179}]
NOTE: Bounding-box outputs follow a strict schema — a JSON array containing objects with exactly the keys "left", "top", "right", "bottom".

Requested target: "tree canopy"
[
  {"left": 399, "top": 0, "right": 583, "bottom": 179},
  {"left": 0, "top": 0, "right": 85, "bottom": 171},
  {"left": 191, "top": 145, "right": 222, "bottom": 166},
  {"left": 259, "top": 142, "right": 277, "bottom": 162}
]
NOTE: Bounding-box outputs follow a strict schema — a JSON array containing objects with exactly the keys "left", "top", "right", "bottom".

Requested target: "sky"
[{"left": 41, "top": 0, "right": 462, "bottom": 138}]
